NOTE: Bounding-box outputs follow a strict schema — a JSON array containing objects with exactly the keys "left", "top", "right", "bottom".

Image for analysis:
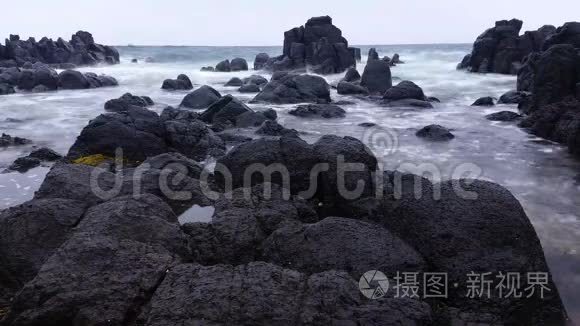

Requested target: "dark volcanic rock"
[
  {"left": 57, "top": 69, "right": 88, "bottom": 89},
  {"left": 360, "top": 59, "right": 392, "bottom": 95},
  {"left": 383, "top": 179, "right": 568, "bottom": 325},
  {"left": 224, "top": 77, "right": 243, "bottom": 87},
  {"left": 67, "top": 106, "right": 169, "bottom": 162},
  {"left": 29, "top": 147, "right": 62, "bottom": 161},
  {"left": 6, "top": 156, "right": 41, "bottom": 172},
  {"left": 472, "top": 96, "right": 496, "bottom": 106},
  {"left": 542, "top": 22, "right": 580, "bottom": 50},
  {"left": 230, "top": 57, "right": 248, "bottom": 71},
  {"left": 0, "top": 133, "right": 31, "bottom": 147},
  {"left": 415, "top": 124, "right": 455, "bottom": 141},
  {"left": 263, "top": 216, "right": 425, "bottom": 278},
  {"left": 342, "top": 67, "right": 361, "bottom": 82},
  {"left": 458, "top": 19, "right": 556, "bottom": 74},
  {"left": 0, "top": 83, "right": 15, "bottom": 95},
  {"left": 265, "top": 16, "right": 356, "bottom": 74},
  {"left": 164, "top": 119, "right": 225, "bottom": 160},
  {"left": 368, "top": 48, "right": 379, "bottom": 61},
  {"left": 0, "top": 30, "right": 119, "bottom": 67},
  {"left": 252, "top": 72, "right": 330, "bottom": 104},
  {"left": 337, "top": 81, "right": 368, "bottom": 95},
  {"left": 253, "top": 52, "right": 270, "bottom": 70},
  {"left": 238, "top": 84, "right": 260, "bottom": 93},
  {"left": 5, "top": 195, "right": 188, "bottom": 326},
  {"left": 383, "top": 80, "right": 426, "bottom": 101},
  {"left": 256, "top": 120, "right": 298, "bottom": 137},
  {"left": 289, "top": 104, "right": 346, "bottom": 118},
  {"left": 179, "top": 85, "right": 222, "bottom": 109},
  {"left": 486, "top": 110, "right": 522, "bottom": 121},
  {"left": 141, "top": 262, "right": 432, "bottom": 325},
  {"left": 384, "top": 99, "right": 433, "bottom": 108},
  {"left": 104, "top": 92, "right": 154, "bottom": 112},
  {"left": 498, "top": 90, "right": 531, "bottom": 104},
  {"left": 199, "top": 94, "right": 253, "bottom": 125},
  {"left": 215, "top": 59, "right": 231, "bottom": 72},
  {"left": 200, "top": 66, "right": 214, "bottom": 72},
  {"left": 242, "top": 74, "right": 268, "bottom": 86},
  {"left": 161, "top": 74, "right": 193, "bottom": 90}
]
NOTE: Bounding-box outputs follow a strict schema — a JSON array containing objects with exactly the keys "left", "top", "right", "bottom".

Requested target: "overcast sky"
[{"left": 2, "top": 0, "right": 577, "bottom": 46}]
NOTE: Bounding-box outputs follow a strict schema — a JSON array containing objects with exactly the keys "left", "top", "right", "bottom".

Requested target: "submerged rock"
[
  {"left": 289, "top": 104, "right": 346, "bottom": 118},
  {"left": 486, "top": 110, "right": 522, "bottom": 121},
  {"left": 0, "top": 133, "right": 31, "bottom": 147},
  {"left": 415, "top": 124, "right": 455, "bottom": 141},
  {"left": 472, "top": 96, "right": 496, "bottom": 106}
]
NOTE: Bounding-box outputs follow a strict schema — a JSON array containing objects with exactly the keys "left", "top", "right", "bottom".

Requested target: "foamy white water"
[{"left": 0, "top": 44, "right": 579, "bottom": 317}]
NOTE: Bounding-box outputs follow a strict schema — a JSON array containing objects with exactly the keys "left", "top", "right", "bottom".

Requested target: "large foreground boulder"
[
  {"left": 251, "top": 72, "right": 330, "bottom": 104},
  {"left": 382, "top": 179, "right": 568, "bottom": 324}
]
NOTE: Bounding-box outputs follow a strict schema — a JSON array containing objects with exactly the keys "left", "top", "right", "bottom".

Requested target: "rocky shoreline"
[{"left": 0, "top": 16, "right": 578, "bottom": 326}]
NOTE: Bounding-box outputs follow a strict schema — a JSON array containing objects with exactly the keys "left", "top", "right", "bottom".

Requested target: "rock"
[
  {"left": 5, "top": 195, "right": 188, "bottom": 326},
  {"left": 224, "top": 77, "right": 243, "bottom": 86},
  {"left": 164, "top": 119, "right": 226, "bottom": 160},
  {"left": 252, "top": 72, "right": 330, "bottom": 104},
  {"left": 472, "top": 96, "right": 495, "bottom": 106},
  {"left": 358, "top": 122, "right": 376, "bottom": 127},
  {"left": 392, "top": 53, "right": 403, "bottom": 64},
  {"left": 199, "top": 94, "right": 253, "bottom": 125},
  {"left": 0, "top": 83, "right": 15, "bottom": 95},
  {"left": 242, "top": 74, "right": 268, "bottom": 86},
  {"left": 384, "top": 99, "right": 433, "bottom": 108},
  {"left": 0, "top": 30, "right": 118, "bottom": 67},
  {"left": 215, "top": 59, "right": 231, "bottom": 72},
  {"left": 383, "top": 179, "right": 568, "bottom": 324},
  {"left": 519, "top": 98, "right": 580, "bottom": 155},
  {"left": 266, "top": 16, "right": 356, "bottom": 74},
  {"left": 498, "top": 90, "right": 530, "bottom": 104},
  {"left": 383, "top": 80, "right": 426, "bottom": 101},
  {"left": 0, "top": 199, "right": 86, "bottom": 295},
  {"left": 141, "top": 262, "right": 432, "bottom": 325},
  {"left": 415, "top": 124, "right": 455, "bottom": 141},
  {"left": 131, "top": 58, "right": 138, "bottom": 63},
  {"left": 104, "top": 92, "right": 154, "bottom": 112},
  {"left": 179, "top": 85, "right": 221, "bottom": 109},
  {"left": 6, "top": 156, "right": 41, "bottom": 172},
  {"left": 160, "top": 106, "right": 199, "bottom": 122},
  {"left": 517, "top": 44, "right": 580, "bottom": 113},
  {"left": 256, "top": 120, "right": 298, "bottom": 137},
  {"left": 0, "top": 133, "right": 31, "bottom": 147},
  {"left": 29, "top": 147, "right": 62, "bottom": 161},
  {"left": 368, "top": 48, "right": 379, "bottom": 61},
  {"left": 234, "top": 111, "right": 268, "bottom": 128},
  {"left": 337, "top": 81, "right": 368, "bottom": 95},
  {"left": 486, "top": 111, "right": 522, "bottom": 121},
  {"left": 289, "top": 104, "right": 346, "bottom": 118},
  {"left": 238, "top": 84, "right": 260, "bottom": 93},
  {"left": 342, "top": 67, "right": 360, "bottom": 82},
  {"left": 200, "top": 66, "right": 214, "bottom": 72},
  {"left": 543, "top": 22, "right": 580, "bottom": 50},
  {"left": 427, "top": 96, "right": 441, "bottom": 102},
  {"left": 67, "top": 106, "right": 168, "bottom": 162},
  {"left": 262, "top": 108, "right": 278, "bottom": 120},
  {"left": 360, "top": 59, "right": 392, "bottom": 95},
  {"left": 161, "top": 74, "right": 193, "bottom": 90},
  {"left": 31, "top": 84, "right": 49, "bottom": 93},
  {"left": 230, "top": 57, "right": 248, "bottom": 71},
  {"left": 17, "top": 66, "right": 58, "bottom": 91},
  {"left": 253, "top": 52, "right": 270, "bottom": 70},
  {"left": 263, "top": 216, "right": 425, "bottom": 278},
  {"left": 57, "top": 69, "right": 89, "bottom": 89}
]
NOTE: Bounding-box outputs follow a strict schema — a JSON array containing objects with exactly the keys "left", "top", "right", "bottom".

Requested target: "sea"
[{"left": 0, "top": 44, "right": 579, "bottom": 320}]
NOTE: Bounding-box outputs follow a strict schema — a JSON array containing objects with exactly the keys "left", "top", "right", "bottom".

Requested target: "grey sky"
[{"left": 2, "top": 0, "right": 577, "bottom": 46}]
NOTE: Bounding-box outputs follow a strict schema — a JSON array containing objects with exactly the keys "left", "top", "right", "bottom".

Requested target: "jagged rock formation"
[
  {"left": 0, "top": 31, "right": 119, "bottom": 68},
  {"left": 458, "top": 19, "right": 556, "bottom": 74},
  {"left": 260, "top": 16, "right": 359, "bottom": 74}
]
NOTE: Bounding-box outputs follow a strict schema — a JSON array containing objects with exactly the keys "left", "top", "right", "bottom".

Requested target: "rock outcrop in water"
[
  {"left": 257, "top": 16, "right": 359, "bottom": 74},
  {"left": 458, "top": 19, "right": 556, "bottom": 74},
  {"left": 0, "top": 97, "right": 569, "bottom": 323},
  {"left": 251, "top": 72, "right": 331, "bottom": 104},
  {"left": 0, "top": 31, "right": 119, "bottom": 68}
]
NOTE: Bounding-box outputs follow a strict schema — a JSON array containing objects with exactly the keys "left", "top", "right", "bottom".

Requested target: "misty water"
[{"left": 0, "top": 44, "right": 579, "bottom": 318}]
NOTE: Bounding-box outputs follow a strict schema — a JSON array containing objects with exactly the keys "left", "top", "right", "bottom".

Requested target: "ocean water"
[{"left": 0, "top": 44, "right": 579, "bottom": 320}]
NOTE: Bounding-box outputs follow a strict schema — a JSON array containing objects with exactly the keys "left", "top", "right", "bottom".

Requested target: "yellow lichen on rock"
[{"left": 72, "top": 154, "right": 113, "bottom": 166}]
